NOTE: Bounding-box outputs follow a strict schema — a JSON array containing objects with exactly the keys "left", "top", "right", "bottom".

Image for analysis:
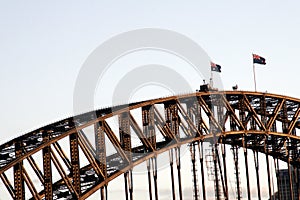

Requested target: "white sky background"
[{"left": 0, "top": 1, "right": 300, "bottom": 199}]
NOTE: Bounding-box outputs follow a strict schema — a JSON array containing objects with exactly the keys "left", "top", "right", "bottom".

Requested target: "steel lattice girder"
[{"left": 1, "top": 91, "right": 300, "bottom": 199}]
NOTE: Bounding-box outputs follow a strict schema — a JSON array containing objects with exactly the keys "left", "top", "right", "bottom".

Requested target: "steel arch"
[{"left": 1, "top": 90, "right": 300, "bottom": 200}]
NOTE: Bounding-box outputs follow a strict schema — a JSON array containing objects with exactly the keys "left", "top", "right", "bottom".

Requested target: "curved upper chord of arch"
[{"left": 1, "top": 91, "right": 300, "bottom": 199}]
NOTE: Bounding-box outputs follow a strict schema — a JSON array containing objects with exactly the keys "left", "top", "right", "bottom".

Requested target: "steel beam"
[
  {"left": 70, "top": 133, "right": 81, "bottom": 195},
  {"left": 216, "top": 144, "right": 226, "bottom": 199},
  {"left": 221, "top": 143, "right": 228, "bottom": 199},
  {"left": 213, "top": 145, "right": 220, "bottom": 200},
  {"left": 190, "top": 143, "right": 198, "bottom": 200},
  {"left": 51, "top": 148, "right": 78, "bottom": 198},
  {"left": 42, "top": 131, "right": 53, "bottom": 200},
  {"left": 243, "top": 139, "right": 251, "bottom": 200},
  {"left": 130, "top": 114, "right": 154, "bottom": 152},
  {"left": 0, "top": 172, "right": 15, "bottom": 199},
  {"left": 175, "top": 147, "right": 183, "bottom": 200},
  {"left": 266, "top": 99, "right": 284, "bottom": 130},
  {"left": 232, "top": 146, "right": 241, "bottom": 200},
  {"left": 260, "top": 96, "right": 267, "bottom": 126},
  {"left": 124, "top": 172, "right": 129, "bottom": 200},
  {"left": 282, "top": 101, "right": 288, "bottom": 133},
  {"left": 95, "top": 121, "right": 107, "bottom": 181},
  {"left": 146, "top": 160, "right": 153, "bottom": 200},
  {"left": 164, "top": 102, "right": 180, "bottom": 140},
  {"left": 243, "top": 95, "right": 266, "bottom": 131},
  {"left": 119, "top": 112, "right": 133, "bottom": 200},
  {"left": 123, "top": 170, "right": 133, "bottom": 200},
  {"left": 265, "top": 153, "right": 272, "bottom": 200},
  {"left": 103, "top": 121, "right": 129, "bottom": 163},
  {"left": 153, "top": 157, "right": 158, "bottom": 200},
  {"left": 100, "top": 186, "right": 107, "bottom": 200},
  {"left": 197, "top": 96, "right": 223, "bottom": 132},
  {"left": 14, "top": 140, "right": 25, "bottom": 200},
  {"left": 177, "top": 101, "right": 199, "bottom": 137},
  {"left": 198, "top": 141, "right": 206, "bottom": 200},
  {"left": 253, "top": 150, "right": 261, "bottom": 200},
  {"left": 239, "top": 96, "right": 246, "bottom": 127},
  {"left": 78, "top": 134, "right": 104, "bottom": 178},
  {"left": 22, "top": 166, "right": 41, "bottom": 200},
  {"left": 194, "top": 101, "right": 209, "bottom": 135},
  {"left": 52, "top": 142, "right": 72, "bottom": 170},
  {"left": 221, "top": 95, "right": 245, "bottom": 130},
  {"left": 119, "top": 112, "right": 131, "bottom": 159},
  {"left": 287, "top": 106, "right": 300, "bottom": 135},
  {"left": 169, "top": 149, "right": 176, "bottom": 200},
  {"left": 288, "top": 159, "right": 294, "bottom": 200},
  {"left": 79, "top": 129, "right": 96, "bottom": 155},
  {"left": 142, "top": 105, "right": 156, "bottom": 150},
  {"left": 142, "top": 105, "right": 156, "bottom": 200},
  {"left": 27, "top": 155, "right": 44, "bottom": 184},
  {"left": 274, "top": 158, "right": 281, "bottom": 200},
  {"left": 296, "top": 167, "right": 300, "bottom": 200}
]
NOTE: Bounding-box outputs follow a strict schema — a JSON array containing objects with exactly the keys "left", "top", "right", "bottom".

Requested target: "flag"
[
  {"left": 253, "top": 54, "right": 266, "bottom": 65},
  {"left": 211, "top": 61, "right": 221, "bottom": 72}
]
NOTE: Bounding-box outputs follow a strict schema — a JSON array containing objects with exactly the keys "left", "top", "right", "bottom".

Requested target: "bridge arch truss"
[{"left": 1, "top": 91, "right": 300, "bottom": 200}]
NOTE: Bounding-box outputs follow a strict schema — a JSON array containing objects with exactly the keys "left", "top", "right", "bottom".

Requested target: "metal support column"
[
  {"left": 198, "top": 141, "right": 206, "bottom": 200},
  {"left": 42, "top": 131, "right": 53, "bottom": 200},
  {"left": 124, "top": 172, "right": 129, "bottom": 200},
  {"left": 142, "top": 105, "right": 156, "bottom": 150},
  {"left": 129, "top": 170, "right": 133, "bottom": 200},
  {"left": 221, "top": 144, "right": 228, "bottom": 199},
  {"left": 100, "top": 185, "right": 108, "bottom": 200},
  {"left": 253, "top": 150, "right": 261, "bottom": 200},
  {"left": 232, "top": 146, "right": 241, "bottom": 200},
  {"left": 69, "top": 133, "right": 81, "bottom": 196},
  {"left": 164, "top": 101, "right": 179, "bottom": 139},
  {"left": 243, "top": 144, "right": 251, "bottom": 200},
  {"left": 213, "top": 144, "right": 220, "bottom": 200},
  {"left": 95, "top": 121, "right": 107, "bottom": 200},
  {"left": 142, "top": 106, "right": 156, "bottom": 200},
  {"left": 123, "top": 171, "right": 133, "bottom": 200},
  {"left": 146, "top": 159, "right": 153, "bottom": 200},
  {"left": 14, "top": 140, "right": 25, "bottom": 200},
  {"left": 119, "top": 112, "right": 133, "bottom": 200},
  {"left": 175, "top": 147, "right": 183, "bottom": 200},
  {"left": 169, "top": 149, "right": 176, "bottom": 200},
  {"left": 274, "top": 158, "right": 281, "bottom": 200},
  {"left": 266, "top": 153, "right": 272, "bottom": 200},
  {"left": 288, "top": 159, "right": 294, "bottom": 200},
  {"left": 153, "top": 157, "right": 159, "bottom": 200},
  {"left": 297, "top": 167, "right": 300, "bottom": 200},
  {"left": 190, "top": 143, "right": 199, "bottom": 200}
]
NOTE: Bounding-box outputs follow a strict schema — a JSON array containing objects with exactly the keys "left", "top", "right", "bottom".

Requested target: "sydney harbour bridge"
[{"left": 1, "top": 88, "right": 300, "bottom": 200}]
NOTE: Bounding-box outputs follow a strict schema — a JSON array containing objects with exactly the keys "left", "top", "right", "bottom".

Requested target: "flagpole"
[
  {"left": 253, "top": 63, "right": 257, "bottom": 92},
  {"left": 210, "top": 70, "right": 213, "bottom": 88}
]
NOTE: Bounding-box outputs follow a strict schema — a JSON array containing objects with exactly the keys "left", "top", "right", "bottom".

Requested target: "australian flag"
[
  {"left": 253, "top": 54, "right": 266, "bottom": 65},
  {"left": 211, "top": 61, "right": 221, "bottom": 72}
]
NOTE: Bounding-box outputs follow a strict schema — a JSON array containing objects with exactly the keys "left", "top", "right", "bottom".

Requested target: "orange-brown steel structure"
[{"left": 1, "top": 90, "right": 300, "bottom": 199}]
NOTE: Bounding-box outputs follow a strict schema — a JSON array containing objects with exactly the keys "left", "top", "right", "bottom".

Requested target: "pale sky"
[
  {"left": 0, "top": 1, "right": 299, "bottom": 199},
  {"left": 1, "top": 1, "right": 300, "bottom": 143}
]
